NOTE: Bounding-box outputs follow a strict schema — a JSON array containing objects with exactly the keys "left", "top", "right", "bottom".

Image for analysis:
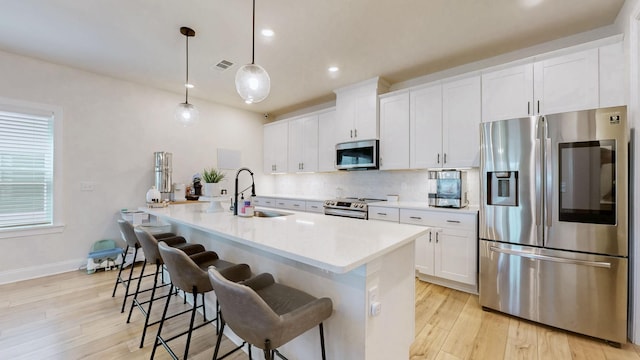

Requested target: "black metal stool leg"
[
  {"left": 127, "top": 259, "right": 147, "bottom": 323},
  {"left": 120, "top": 246, "right": 139, "bottom": 313},
  {"left": 183, "top": 286, "right": 199, "bottom": 360},
  {"left": 111, "top": 245, "right": 129, "bottom": 297},
  {"left": 151, "top": 283, "right": 174, "bottom": 359},
  {"left": 319, "top": 323, "right": 327, "bottom": 360},
  {"left": 139, "top": 262, "right": 161, "bottom": 348},
  {"left": 212, "top": 319, "right": 226, "bottom": 360}
]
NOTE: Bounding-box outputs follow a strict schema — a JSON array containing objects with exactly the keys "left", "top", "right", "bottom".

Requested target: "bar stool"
[
  {"left": 129, "top": 227, "right": 207, "bottom": 348},
  {"left": 112, "top": 219, "right": 176, "bottom": 313},
  {"left": 152, "top": 241, "right": 252, "bottom": 360},
  {"left": 208, "top": 268, "right": 333, "bottom": 360}
]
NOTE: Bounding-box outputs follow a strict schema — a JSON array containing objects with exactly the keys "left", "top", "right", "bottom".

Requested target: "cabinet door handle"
[
  {"left": 410, "top": 216, "right": 422, "bottom": 220},
  {"left": 537, "top": 100, "right": 540, "bottom": 114},
  {"left": 311, "top": 205, "right": 318, "bottom": 209},
  {"left": 350, "top": 129, "right": 353, "bottom": 138},
  {"left": 429, "top": 232, "right": 432, "bottom": 242},
  {"left": 294, "top": 204, "right": 300, "bottom": 207},
  {"left": 527, "top": 101, "right": 531, "bottom": 115},
  {"left": 436, "top": 232, "right": 439, "bottom": 243},
  {"left": 446, "top": 220, "right": 461, "bottom": 223},
  {"left": 444, "top": 153, "right": 447, "bottom": 164},
  {"left": 377, "top": 212, "right": 387, "bottom": 216},
  {"left": 437, "top": 153, "right": 440, "bottom": 164},
  {"left": 354, "top": 129, "right": 357, "bottom": 137}
]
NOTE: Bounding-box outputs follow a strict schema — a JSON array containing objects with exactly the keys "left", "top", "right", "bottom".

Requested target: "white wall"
[{"left": 0, "top": 50, "right": 268, "bottom": 284}]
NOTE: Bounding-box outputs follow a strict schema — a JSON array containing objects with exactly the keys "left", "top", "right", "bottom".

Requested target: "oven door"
[{"left": 324, "top": 208, "right": 367, "bottom": 219}]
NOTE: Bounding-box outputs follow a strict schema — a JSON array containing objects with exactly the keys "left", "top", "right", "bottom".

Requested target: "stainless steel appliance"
[
  {"left": 428, "top": 170, "right": 468, "bottom": 208},
  {"left": 336, "top": 140, "right": 378, "bottom": 170},
  {"left": 479, "top": 106, "right": 628, "bottom": 344},
  {"left": 154, "top": 151, "right": 172, "bottom": 201},
  {"left": 323, "top": 198, "right": 384, "bottom": 219}
]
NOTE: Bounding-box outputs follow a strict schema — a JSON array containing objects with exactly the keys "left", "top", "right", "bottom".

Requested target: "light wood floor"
[{"left": 1, "top": 269, "right": 639, "bottom": 360}]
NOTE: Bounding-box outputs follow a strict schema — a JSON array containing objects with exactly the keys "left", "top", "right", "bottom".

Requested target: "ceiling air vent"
[{"left": 213, "top": 59, "right": 234, "bottom": 71}]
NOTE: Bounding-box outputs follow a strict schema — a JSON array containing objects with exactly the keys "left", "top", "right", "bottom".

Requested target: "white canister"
[
  {"left": 146, "top": 186, "right": 161, "bottom": 203},
  {"left": 173, "top": 183, "right": 186, "bottom": 201}
]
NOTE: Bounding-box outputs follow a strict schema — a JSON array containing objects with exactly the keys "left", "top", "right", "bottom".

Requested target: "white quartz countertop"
[{"left": 143, "top": 203, "right": 427, "bottom": 274}]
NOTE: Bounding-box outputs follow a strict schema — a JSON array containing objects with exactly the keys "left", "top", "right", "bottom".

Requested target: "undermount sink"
[{"left": 253, "top": 210, "right": 293, "bottom": 218}]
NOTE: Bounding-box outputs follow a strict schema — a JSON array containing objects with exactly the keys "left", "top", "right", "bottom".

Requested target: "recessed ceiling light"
[
  {"left": 328, "top": 66, "right": 339, "bottom": 73},
  {"left": 185, "top": 83, "right": 194, "bottom": 89},
  {"left": 261, "top": 29, "right": 274, "bottom": 37}
]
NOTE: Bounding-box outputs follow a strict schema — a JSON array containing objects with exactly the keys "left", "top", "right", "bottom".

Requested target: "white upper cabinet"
[
  {"left": 410, "top": 83, "right": 442, "bottom": 169},
  {"left": 481, "top": 63, "right": 534, "bottom": 122},
  {"left": 317, "top": 108, "right": 337, "bottom": 172},
  {"left": 263, "top": 121, "right": 288, "bottom": 174},
  {"left": 482, "top": 43, "right": 619, "bottom": 122},
  {"left": 379, "top": 91, "right": 410, "bottom": 170},
  {"left": 380, "top": 76, "right": 479, "bottom": 171},
  {"left": 599, "top": 41, "right": 625, "bottom": 108},
  {"left": 288, "top": 114, "right": 319, "bottom": 173},
  {"left": 442, "top": 75, "right": 481, "bottom": 168},
  {"left": 335, "top": 77, "right": 389, "bottom": 143},
  {"left": 534, "top": 48, "right": 599, "bottom": 115}
]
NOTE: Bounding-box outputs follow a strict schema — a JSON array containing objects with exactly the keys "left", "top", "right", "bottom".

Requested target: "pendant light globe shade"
[
  {"left": 235, "top": 63, "right": 270, "bottom": 104},
  {"left": 175, "top": 102, "right": 199, "bottom": 127}
]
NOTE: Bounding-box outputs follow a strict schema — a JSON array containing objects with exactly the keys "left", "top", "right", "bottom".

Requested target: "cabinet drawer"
[
  {"left": 400, "top": 209, "right": 475, "bottom": 230},
  {"left": 253, "top": 197, "right": 275, "bottom": 208},
  {"left": 276, "top": 199, "right": 305, "bottom": 211},
  {"left": 368, "top": 206, "right": 399, "bottom": 222},
  {"left": 305, "top": 201, "right": 324, "bottom": 213}
]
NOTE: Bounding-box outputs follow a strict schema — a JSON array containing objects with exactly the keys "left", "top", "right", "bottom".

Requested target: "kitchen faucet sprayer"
[{"left": 234, "top": 167, "right": 255, "bottom": 216}]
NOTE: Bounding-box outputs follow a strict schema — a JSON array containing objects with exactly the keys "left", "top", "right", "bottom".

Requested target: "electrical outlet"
[
  {"left": 80, "top": 181, "right": 95, "bottom": 191},
  {"left": 368, "top": 286, "right": 379, "bottom": 304},
  {"left": 370, "top": 301, "right": 382, "bottom": 316}
]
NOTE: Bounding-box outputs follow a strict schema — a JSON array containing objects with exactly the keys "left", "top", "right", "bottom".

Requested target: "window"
[{"left": 0, "top": 99, "right": 60, "bottom": 231}]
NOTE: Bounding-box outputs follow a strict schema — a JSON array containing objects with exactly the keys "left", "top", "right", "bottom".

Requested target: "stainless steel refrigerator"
[{"left": 479, "top": 106, "right": 628, "bottom": 344}]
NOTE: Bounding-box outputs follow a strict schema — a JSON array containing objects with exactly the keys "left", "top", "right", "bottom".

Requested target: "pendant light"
[
  {"left": 175, "top": 26, "right": 199, "bottom": 126},
  {"left": 235, "top": 0, "right": 270, "bottom": 104}
]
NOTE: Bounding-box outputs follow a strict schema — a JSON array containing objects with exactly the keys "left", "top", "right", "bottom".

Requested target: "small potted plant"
[{"left": 202, "top": 167, "right": 226, "bottom": 197}]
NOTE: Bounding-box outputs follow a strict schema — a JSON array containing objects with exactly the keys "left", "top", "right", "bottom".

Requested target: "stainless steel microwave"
[{"left": 336, "top": 140, "right": 378, "bottom": 170}]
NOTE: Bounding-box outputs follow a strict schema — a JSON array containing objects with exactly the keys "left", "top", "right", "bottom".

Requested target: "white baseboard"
[{"left": 0, "top": 258, "right": 85, "bottom": 285}]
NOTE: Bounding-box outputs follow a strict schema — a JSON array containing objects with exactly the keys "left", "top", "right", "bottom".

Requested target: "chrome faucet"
[{"left": 234, "top": 167, "right": 255, "bottom": 216}]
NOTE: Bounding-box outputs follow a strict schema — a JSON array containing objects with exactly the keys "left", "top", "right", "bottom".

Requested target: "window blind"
[{"left": 0, "top": 110, "right": 54, "bottom": 229}]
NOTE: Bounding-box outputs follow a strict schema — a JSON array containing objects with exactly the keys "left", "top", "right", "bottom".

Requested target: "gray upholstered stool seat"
[
  {"left": 129, "top": 227, "right": 207, "bottom": 348},
  {"left": 208, "top": 269, "right": 333, "bottom": 360},
  {"left": 152, "top": 241, "right": 252, "bottom": 360},
  {"left": 112, "top": 219, "right": 176, "bottom": 313}
]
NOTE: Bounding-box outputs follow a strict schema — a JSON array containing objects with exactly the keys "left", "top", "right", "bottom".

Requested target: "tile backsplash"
[{"left": 270, "top": 168, "right": 480, "bottom": 205}]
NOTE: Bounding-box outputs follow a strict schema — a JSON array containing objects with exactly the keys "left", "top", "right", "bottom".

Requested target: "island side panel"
[
  {"left": 175, "top": 223, "right": 368, "bottom": 359},
  {"left": 365, "top": 241, "right": 416, "bottom": 360}
]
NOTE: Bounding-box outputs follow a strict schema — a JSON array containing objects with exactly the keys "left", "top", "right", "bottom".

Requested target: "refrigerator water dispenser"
[{"left": 487, "top": 171, "right": 518, "bottom": 206}]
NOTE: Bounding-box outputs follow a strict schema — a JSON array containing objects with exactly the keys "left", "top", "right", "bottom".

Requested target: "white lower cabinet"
[
  {"left": 252, "top": 196, "right": 275, "bottom": 207},
  {"left": 400, "top": 209, "right": 478, "bottom": 293},
  {"left": 305, "top": 201, "right": 324, "bottom": 213},
  {"left": 253, "top": 196, "right": 324, "bottom": 214},
  {"left": 274, "top": 199, "right": 305, "bottom": 211},
  {"left": 368, "top": 206, "right": 400, "bottom": 222}
]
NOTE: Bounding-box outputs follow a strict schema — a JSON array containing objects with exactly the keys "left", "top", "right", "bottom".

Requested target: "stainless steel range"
[{"left": 323, "top": 198, "right": 384, "bottom": 219}]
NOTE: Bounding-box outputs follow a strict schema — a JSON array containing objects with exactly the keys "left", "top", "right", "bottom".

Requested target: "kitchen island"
[{"left": 143, "top": 202, "right": 427, "bottom": 359}]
